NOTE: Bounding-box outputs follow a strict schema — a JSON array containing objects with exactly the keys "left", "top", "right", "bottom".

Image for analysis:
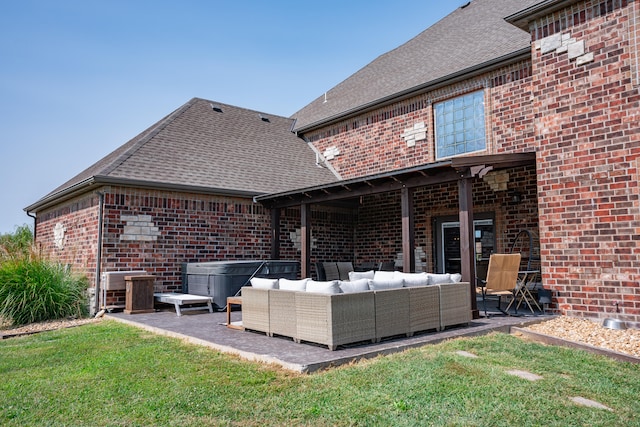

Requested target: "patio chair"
[
  {"left": 478, "top": 253, "right": 521, "bottom": 317},
  {"left": 378, "top": 261, "right": 395, "bottom": 271},
  {"left": 322, "top": 262, "right": 340, "bottom": 281},
  {"left": 336, "top": 262, "right": 354, "bottom": 280},
  {"left": 315, "top": 262, "right": 327, "bottom": 281}
]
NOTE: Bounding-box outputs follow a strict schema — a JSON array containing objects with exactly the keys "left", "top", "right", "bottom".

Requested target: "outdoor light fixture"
[{"left": 509, "top": 190, "right": 522, "bottom": 204}]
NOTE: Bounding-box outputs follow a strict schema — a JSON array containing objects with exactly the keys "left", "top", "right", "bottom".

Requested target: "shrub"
[
  {"left": 0, "top": 256, "right": 89, "bottom": 326},
  {"left": 0, "top": 224, "right": 33, "bottom": 263}
]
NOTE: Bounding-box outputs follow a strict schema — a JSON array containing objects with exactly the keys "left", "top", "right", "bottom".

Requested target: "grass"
[{"left": 1, "top": 321, "right": 639, "bottom": 426}]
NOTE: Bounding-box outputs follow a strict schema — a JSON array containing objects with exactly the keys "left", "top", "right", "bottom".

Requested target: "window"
[{"left": 434, "top": 90, "right": 486, "bottom": 159}]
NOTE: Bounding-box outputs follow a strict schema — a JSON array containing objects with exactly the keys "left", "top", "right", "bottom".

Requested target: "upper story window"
[{"left": 434, "top": 90, "right": 486, "bottom": 159}]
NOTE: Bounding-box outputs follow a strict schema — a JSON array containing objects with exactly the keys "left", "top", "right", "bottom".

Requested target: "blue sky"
[{"left": 0, "top": 1, "right": 465, "bottom": 234}]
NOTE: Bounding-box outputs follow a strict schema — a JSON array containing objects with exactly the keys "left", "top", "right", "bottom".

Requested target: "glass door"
[{"left": 435, "top": 216, "right": 494, "bottom": 280}]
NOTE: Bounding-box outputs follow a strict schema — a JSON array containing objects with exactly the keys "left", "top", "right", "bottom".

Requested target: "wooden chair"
[{"left": 478, "top": 253, "right": 521, "bottom": 317}]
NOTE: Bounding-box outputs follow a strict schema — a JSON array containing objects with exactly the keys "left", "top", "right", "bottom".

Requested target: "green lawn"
[{"left": 1, "top": 320, "right": 638, "bottom": 426}]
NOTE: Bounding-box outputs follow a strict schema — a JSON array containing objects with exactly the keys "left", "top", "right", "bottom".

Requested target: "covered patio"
[{"left": 256, "top": 152, "right": 538, "bottom": 320}]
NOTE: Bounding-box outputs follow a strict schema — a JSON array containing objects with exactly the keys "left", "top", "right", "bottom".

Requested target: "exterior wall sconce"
[{"left": 509, "top": 190, "right": 522, "bottom": 204}]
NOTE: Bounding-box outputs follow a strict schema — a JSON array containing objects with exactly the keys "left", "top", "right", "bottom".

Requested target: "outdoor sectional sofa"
[{"left": 241, "top": 271, "right": 471, "bottom": 350}]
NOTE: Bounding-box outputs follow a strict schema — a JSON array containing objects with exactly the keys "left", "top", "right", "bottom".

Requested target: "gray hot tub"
[{"left": 182, "top": 260, "right": 300, "bottom": 309}]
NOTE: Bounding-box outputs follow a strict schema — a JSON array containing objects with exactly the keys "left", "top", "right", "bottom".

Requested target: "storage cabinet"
[{"left": 124, "top": 275, "right": 156, "bottom": 314}]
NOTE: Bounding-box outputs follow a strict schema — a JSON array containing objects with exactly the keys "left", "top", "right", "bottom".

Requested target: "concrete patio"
[{"left": 107, "top": 300, "right": 553, "bottom": 373}]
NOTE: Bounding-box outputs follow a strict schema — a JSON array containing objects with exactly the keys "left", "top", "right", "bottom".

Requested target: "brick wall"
[
  {"left": 35, "top": 185, "right": 360, "bottom": 305},
  {"left": 99, "top": 187, "right": 274, "bottom": 305},
  {"left": 531, "top": 0, "right": 640, "bottom": 325},
  {"left": 35, "top": 193, "right": 100, "bottom": 280},
  {"left": 491, "top": 62, "right": 536, "bottom": 153},
  {"left": 37, "top": 187, "right": 287, "bottom": 307},
  {"left": 306, "top": 62, "right": 535, "bottom": 179}
]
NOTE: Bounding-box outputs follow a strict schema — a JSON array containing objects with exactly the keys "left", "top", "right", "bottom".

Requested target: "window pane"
[{"left": 434, "top": 90, "right": 486, "bottom": 160}]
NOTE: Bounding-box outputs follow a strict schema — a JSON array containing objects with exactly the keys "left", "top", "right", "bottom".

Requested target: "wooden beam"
[
  {"left": 458, "top": 177, "right": 479, "bottom": 319},
  {"left": 270, "top": 208, "right": 280, "bottom": 260},
  {"left": 401, "top": 187, "right": 415, "bottom": 273},
  {"left": 300, "top": 203, "right": 311, "bottom": 279},
  {"left": 262, "top": 168, "right": 461, "bottom": 209}
]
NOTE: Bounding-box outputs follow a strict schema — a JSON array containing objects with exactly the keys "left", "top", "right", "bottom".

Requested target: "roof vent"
[
  {"left": 210, "top": 103, "right": 223, "bottom": 113},
  {"left": 259, "top": 114, "right": 270, "bottom": 123}
]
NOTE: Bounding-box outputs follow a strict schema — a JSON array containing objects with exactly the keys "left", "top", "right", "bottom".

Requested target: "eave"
[
  {"left": 506, "top": 0, "right": 576, "bottom": 30},
  {"left": 24, "top": 176, "right": 264, "bottom": 214}
]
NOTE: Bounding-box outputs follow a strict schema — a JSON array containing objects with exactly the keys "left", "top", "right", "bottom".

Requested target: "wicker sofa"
[{"left": 241, "top": 274, "right": 471, "bottom": 350}]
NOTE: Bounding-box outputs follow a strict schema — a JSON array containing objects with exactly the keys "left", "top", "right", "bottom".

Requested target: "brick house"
[
  {"left": 26, "top": 0, "right": 639, "bottom": 326},
  {"left": 24, "top": 99, "right": 339, "bottom": 311}
]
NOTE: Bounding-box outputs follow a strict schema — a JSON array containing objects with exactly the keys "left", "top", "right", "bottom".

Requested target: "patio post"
[
  {"left": 270, "top": 208, "right": 280, "bottom": 260},
  {"left": 458, "top": 177, "right": 480, "bottom": 319},
  {"left": 401, "top": 187, "right": 415, "bottom": 273},
  {"left": 301, "top": 203, "right": 311, "bottom": 279}
]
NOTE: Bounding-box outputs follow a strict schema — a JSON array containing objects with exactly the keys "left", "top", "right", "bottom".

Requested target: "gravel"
[
  {"left": 524, "top": 316, "right": 640, "bottom": 358},
  {"left": 1, "top": 317, "right": 102, "bottom": 338}
]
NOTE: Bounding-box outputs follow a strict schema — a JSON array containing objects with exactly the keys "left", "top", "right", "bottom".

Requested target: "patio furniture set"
[{"left": 239, "top": 270, "right": 471, "bottom": 350}]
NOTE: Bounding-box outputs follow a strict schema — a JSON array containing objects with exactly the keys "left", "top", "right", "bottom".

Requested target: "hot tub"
[{"left": 182, "top": 260, "right": 300, "bottom": 309}]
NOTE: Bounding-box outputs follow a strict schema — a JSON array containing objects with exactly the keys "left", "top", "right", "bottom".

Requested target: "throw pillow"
[
  {"left": 306, "top": 280, "right": 342, "bottom": 294},
  {"left": 450, "top": 273, "right": 462, "bottom": 283},
  {"left": 373, "top": 270, "right": 396, "bottom": 281},
  {"left": 348, "top": 270, "right": 375, "bottom": 281},
  {"left": 368, "top": 278, "right": 405, "bottom": 290},
  {"left": 395, "top": 272, "right": 429, "bottom": 287},
  {"left": 250, "top": 277, "right": 279, "bottom": 289},
  {"left": 338, "top": 278, "right": 370, "bottom": 293},
  {"left": 278, "top": 278, "right": 309, "bottom": 291},
  {"left": 427, "top": 273, "right": 451, "bottom": 285}
]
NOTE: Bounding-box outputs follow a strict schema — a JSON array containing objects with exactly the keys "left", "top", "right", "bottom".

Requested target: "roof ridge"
[{"left": 99, "top": 98, "right": 198, "bottom": 176}]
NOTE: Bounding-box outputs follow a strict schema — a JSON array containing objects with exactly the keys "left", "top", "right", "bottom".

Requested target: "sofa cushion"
[
  {"left": 306, "top": 280, "right": 342, "bottom": 294},
  {"left": 395, "top": 272, "right": 430, "bottom": 287},
  {"left": 278, "top": 278, "right": 309, "bottom": 291},
  {"left": 338, "top": 278, "right": 370, "bottom": 293},
  {"left": 427, "top": 273, "right": 451, "bottom": 285},
  {"left": 250, "top": 277, "right": 279, "bottom": 289},
  {"left": 348, "top": 270, "right": 375, "bottom": 281},
  {"left": 450, "top": 273, "right": 462, "bottom": 283},
  {"left": 368, "top": 278, "right": 405, "bottom": 290},
  {"left": 373, "top": 270, "right": 396, "bottom": 281}
]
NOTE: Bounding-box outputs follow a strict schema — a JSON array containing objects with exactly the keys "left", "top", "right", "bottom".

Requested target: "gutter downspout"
[
  {"left": 94, "top": 191, "right": 105, "bottom": 316},
  {"left": 26, "top": 212, "right": 37, "bottom": 242}
]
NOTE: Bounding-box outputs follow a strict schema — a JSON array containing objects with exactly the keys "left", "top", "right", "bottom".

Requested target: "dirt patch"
[{"left": 523, "top": 316, "right": 640, "bottom": 358}]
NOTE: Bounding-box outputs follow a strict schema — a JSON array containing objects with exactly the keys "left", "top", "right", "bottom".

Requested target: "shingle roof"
[
  {"left": 32, "top": 98, "right": 338, "bottom": 208},
  {"left": 291, "top": 0, "right": 540, "bottom": 131}
]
